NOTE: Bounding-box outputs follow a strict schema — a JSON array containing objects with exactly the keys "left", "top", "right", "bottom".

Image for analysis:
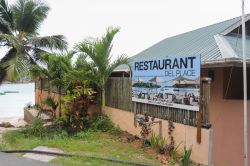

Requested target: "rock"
[{"left": 0, "top": 122, "right": 14, "bottom": 128}]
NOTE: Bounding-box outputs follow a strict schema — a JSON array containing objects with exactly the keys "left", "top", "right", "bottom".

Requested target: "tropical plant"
[
  {"left": 62, "top": 80, "right": 95, "bottom": 132},
  {"left": 179, "top": 147, "right": 192, "bottom": 166},
  {"left": 23, "top": 116, "right": 46, "bottom": 138},
  {"left": 149, "top": 132, "right": 166, "bottom": 153},
  {"left": 75, "top": 27, "right": 130, "bottom": 110},
  {"left": 41, "top": 97, "right": 58, "bottom": 118},
  {"left": 0, "top": 0, "right": 68, "bottom": 83},
  {"left": 91, "top": 115, "right": 115, "bottom": 132},
  {"left": 31, "top": 52, "right": 74, "bottom": 116}
]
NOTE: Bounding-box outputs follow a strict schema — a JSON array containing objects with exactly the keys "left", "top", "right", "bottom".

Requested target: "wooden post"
[
  {"left": 197, "top": 78, "right": 203, "bottom": 144},
  {"left": 208, "top": 129, "right": 213, "bottom": 166},
  {"left": 159, "top": 121, "right": 162, "bottom": 137},
  {"left": 134, "top": 102, "right": 137, "bottom": 127},
  {"left": 196, "top": 111, "right": 202, "bottom": 144},
  {"left": 197, "top": 77, "right": 211, "bottom": 143}
]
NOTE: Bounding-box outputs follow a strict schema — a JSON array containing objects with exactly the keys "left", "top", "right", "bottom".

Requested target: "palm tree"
[
  {"left": 75, "top": 27, "right": 130, "bottom": 110},
  {"left": 0, "top": 0, "right": 68, "bottom": 83},
  {"left": 31, "top": 52, "right": 74, "bottom": 116}
]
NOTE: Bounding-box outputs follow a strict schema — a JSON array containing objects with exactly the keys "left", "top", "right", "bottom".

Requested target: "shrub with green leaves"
[
  {"left": 180, "top": 147, "right": 192, "bottom": 166},
  {"left": 149, "top": 133, "right": 166, "bottom": 153},
  {"left": 42, "top": 97, "right": 58, "bottom": 118},
  {"left": 23, "top": 117, "right": 46, "bottom": 138},
  {"left": 62, "top": 80, "right": 95, "bottom": 133},
  {"left": 91, "top": 115, "right": 115, "bottom": 132}
]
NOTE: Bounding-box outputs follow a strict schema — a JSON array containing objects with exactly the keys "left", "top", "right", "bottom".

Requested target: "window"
[{"left": 223, "top": 67, "right": 250, "bottom": 99}]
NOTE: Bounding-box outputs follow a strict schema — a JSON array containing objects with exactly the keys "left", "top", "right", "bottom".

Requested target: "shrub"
[
  {"left": 23, "top": 117, "right": 46, "bottom": 138},
  {"left": 42, "top": 97, "right": 58, "bottom": 118},
  {"left": 91, "top": 115, "right": 115, "bottom": 132},
  {"left": 62, "top": 80, "right": 95, "bottom": 133}
]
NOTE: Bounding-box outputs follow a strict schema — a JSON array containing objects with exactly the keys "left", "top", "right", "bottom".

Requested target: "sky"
[{"left": 4, "top": 0, "right": 250, "bottom": 59}]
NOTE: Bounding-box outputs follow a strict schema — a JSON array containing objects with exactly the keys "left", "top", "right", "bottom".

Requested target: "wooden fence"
[
  {"left": 35, "top": 77, "right": 211, "bottom": 127},
  {"left": 105, "top": 77, "right": 211, "bottom": 127}
]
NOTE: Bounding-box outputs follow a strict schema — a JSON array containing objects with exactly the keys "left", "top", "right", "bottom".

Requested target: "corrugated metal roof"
[{"left": 116, "top": 16, "right": 246, "bottom": 71}]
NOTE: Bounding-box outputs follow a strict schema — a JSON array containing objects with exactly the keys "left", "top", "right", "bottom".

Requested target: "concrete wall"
[
  {"left": 203, "top": 68, "right": 250, "bottom": 166},
  {"left": 103, "top": 106, "right": 210, "bottom": 165}
]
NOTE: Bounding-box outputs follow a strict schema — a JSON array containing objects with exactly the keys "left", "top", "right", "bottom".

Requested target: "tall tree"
[
  {"left": 31, "top": 52, "right": 74, "bottom": 116},
  {"left": 0, "top": 0, "right": 68, "bottom": 83},
  {"left": 75, "top": 27, "right": 130, "bottom": 110}
]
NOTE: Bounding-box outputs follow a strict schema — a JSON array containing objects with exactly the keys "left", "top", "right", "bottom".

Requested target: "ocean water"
[{"left": 0, "top": 83, "right": 35, "bottom": 118}]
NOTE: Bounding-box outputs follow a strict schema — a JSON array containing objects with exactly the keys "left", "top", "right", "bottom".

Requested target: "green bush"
[
  {"left": 23, "top": 117, "right": 46, "bottom": 138},
  {"left": 91, "top": 115, "right": 115, "bottom": 132}
]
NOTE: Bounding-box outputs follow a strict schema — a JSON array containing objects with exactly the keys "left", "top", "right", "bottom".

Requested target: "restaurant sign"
[{"left": 132, "top": 55, "right": 201, "bottom": 111}]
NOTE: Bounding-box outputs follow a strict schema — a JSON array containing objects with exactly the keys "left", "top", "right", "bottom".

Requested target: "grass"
[{"left": 0, "top": 130, "right": 161, "bottom": 166}]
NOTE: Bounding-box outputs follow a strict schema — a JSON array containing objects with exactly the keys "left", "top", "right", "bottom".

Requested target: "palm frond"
[
  {"left": 101, "top": 26, "right": 120, "bottom": 58},
  {"left": 1, "top": 51, "right": 29, "bottom": 81},
  {"left": 12, "top": 0, "right": 50, "bottom": 34},
  {"left": 31, "top": 63, "right": 49, "bottom": 79},
  {"left": 0, "top": 48, "right": 17, "bottom": 64},
  {"left": 0, "top": 17, "right": 12, "bottom": 34},
  {"left": 28, "top": 35, "right": 68, "bottom": 51},
  {"left": 0, "top": 0, "right": 13, "bottom": 27},
  {"left": 0, "top": 34, "right": 24, "bottom": 51},
  {"left": 0, "top": 66, "right": 6, "bottom": 84},
  {"left": 106, "top": 54, "right": 129, "bottom": 80}
]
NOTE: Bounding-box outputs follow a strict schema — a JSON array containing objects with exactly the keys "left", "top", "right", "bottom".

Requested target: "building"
[{"left": 107, "top": 15, "right": 250, "bottom": 165}]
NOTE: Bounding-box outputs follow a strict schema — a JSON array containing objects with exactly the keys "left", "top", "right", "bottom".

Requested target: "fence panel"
[{"left": 105, "top": 77, "right": 211, "bottom": 127}]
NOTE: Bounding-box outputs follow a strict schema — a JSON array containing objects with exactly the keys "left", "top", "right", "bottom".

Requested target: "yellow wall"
[{"left": 104, "top": 106, "right": 210, "bottom": 165}]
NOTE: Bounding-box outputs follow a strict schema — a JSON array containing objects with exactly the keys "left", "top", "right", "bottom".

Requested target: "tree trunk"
[
  {"left": 100, "top": 88, "right": 105, "bottom": 114},
  {"left": 58, "top": 87, "right": 62, "bottom": 117}
]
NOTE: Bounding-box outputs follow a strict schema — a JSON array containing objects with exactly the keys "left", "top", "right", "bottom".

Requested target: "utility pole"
[{"left": 241, "top": 0, "right": 248, "bottom": 165}]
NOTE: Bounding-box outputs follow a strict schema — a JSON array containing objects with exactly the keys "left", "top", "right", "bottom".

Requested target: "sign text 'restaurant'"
[{"left": 134, "top": 57, "right": 196, "bottom": 71}]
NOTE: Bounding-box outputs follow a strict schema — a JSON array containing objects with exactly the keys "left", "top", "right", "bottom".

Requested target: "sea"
[{"left": 0, "top": 83, "right": 34, "bottom": 118}]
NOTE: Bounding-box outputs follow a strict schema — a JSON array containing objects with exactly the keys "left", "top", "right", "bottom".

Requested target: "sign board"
[{"left": 132, "top": 55, "right": 200, "bottom": 111}]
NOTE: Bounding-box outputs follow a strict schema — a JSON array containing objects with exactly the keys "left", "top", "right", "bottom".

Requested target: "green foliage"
[
  {"left": 74, "top": 27, "right": 130, "bottom": 107},
  {"left": 2, "top": 130, "right": 22, "bottom": 145},
  {"left": 179, "top": 147, "right": 192, "bottom": 166},
  {"left": 23, "top": 117, "right": 46, "bottom": 138},
  {"left": 91, "top": 115, "right": 115, "bottom": 132},
  {"left": 73, "top": 130, "right": 96, "bottom": 140},
  {"left": 0, "top": 0, "right": 68, "bottom": 83},
  {"left": 62, "top": 80, "right": 95, "bottom": 132},
  {"left": 149, "top": 133, "right": 166, "bottom": 153},
  {"left": 171, "top": 142, "right": 182, "bottom": 162},
  {"left": 2, "top": 130, "right": 161, "bottom": 166},
  {"left": 42, "top": 97, "right": 58, "bottom": 118},
  {"left": 149, "top": 133, "right": 158, "bottom": 148}
]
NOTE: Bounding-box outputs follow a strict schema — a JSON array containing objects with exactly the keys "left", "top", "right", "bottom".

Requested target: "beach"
[{"left": 0, "top": 83, "right": 35, "bottom": 118}]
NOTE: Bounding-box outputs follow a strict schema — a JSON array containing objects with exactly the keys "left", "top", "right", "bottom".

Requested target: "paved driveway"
[{"left": 0, "top": 152, "right": 61, "bottom": 166}]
